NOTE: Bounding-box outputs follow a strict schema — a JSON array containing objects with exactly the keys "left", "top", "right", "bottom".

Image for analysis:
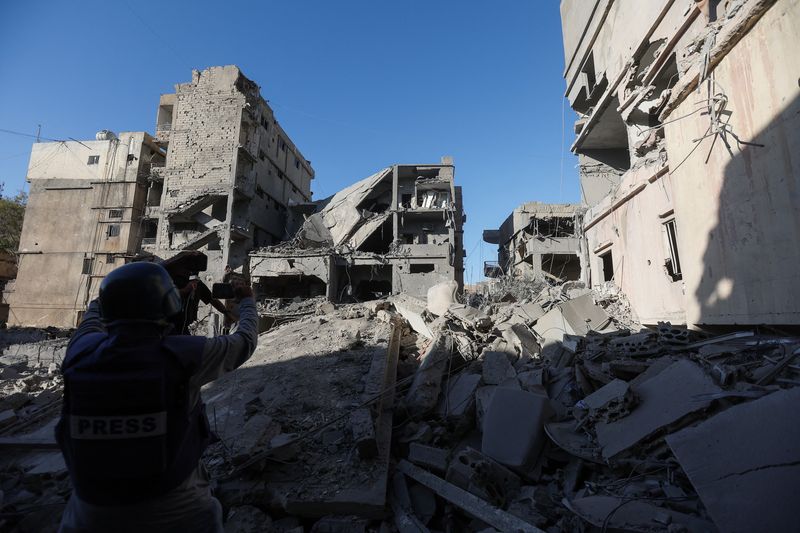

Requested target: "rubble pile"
[
  {"left": 0, "top": 331, "right": 71, "bottom": 532},
  {"left": 1, "top": 284, "right": 799, "bottom": 531}
]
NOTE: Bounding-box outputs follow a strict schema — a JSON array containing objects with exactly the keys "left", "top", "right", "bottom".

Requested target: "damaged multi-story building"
[
  {"left": 145, "top": 65, "right": 315, "bottom": 279},
  {"left": 483, "top": 202, "right": 584, "bottom": 282},
  {"left": 560, "top": 0, "right": 799, "bottom": 326},
  {"left": 249, "top": 159, "right": 465, "bottom": 302},
  {"left": 7, "top": 131, "right": 164, "bottom": 327},
  {"left": 7, "top": 66, "right": 314, "bottom": 327}
]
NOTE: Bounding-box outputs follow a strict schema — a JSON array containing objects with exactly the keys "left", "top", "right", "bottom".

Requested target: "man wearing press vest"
[{"left": 56, "top": 261, "right": 258, "bottom": 532}]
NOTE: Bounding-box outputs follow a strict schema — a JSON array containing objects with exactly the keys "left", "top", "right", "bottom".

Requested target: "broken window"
[
  {"left": 106, "top": 254, "right": 116, "bottom": 264},
  {"left": 87, "top": 155, "right": 100, "bottom": 165},
  {"left": 280, "top": 139, "right": 287, "bottom": 152},
  {"left": 81, "top": 257, "right": 93, "bottom": 274},
  {"left": 126, "top": 154, "right": 135, "bottom": 162},
  {"left": 106, "top": 225, "right": 120, "bottom": 238},
  {"left": 294, "top": 157, "right": 300, "bottom": 169},
  {"left": 258, "top": 149, "right": 266, "bottom": 161},
  {"left": 663, "top": 219, "right": 682, "bottom": 281},
  {"left": 535, "top": 216, "right": 576, "bottom": 237},
  {"left": 410, "top": 264, "right": 435, "bottom": 274},
  {"left": 142, "top": 219, "right": 158, "bottom": 240},
  {"left": 542, "top": 253, "right": 581, "bottom": 281},
  {"left": 600, "top": 250, "right": 614, "bottom": 282},
  {"left": 401, "top": 194, "right": 412, "bottom": 208},
  {"left": 402, "top": 234, "right": 414, "bottom": 244},
  {"left": 108, "top": 209, "right": 123, "bottom": 219}
]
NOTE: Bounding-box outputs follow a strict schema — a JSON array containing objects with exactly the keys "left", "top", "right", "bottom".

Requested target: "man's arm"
[
  {"left": 67, "top": 299, "right": 106, "bottom": 351},
  {"left": 192, "top": 287, "right": 258, "bottom": 387}
]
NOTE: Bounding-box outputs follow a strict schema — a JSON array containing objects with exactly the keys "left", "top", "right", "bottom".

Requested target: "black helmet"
[{"left": 99, "top": 262, "right": 182, "bottom": 323}]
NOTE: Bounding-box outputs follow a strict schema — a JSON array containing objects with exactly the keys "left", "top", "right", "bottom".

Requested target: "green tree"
[{"left": 0, "top": 184, "right": 27, "bottom": 254}]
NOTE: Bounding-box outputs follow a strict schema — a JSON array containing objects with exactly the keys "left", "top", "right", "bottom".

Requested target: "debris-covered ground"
[{"left": 1, "top": 280, "right": 799, "bottom": 532}]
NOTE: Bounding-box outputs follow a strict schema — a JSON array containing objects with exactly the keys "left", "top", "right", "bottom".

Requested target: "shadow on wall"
[{"left": 695, "top": 93, "right": 800, "bottom": 327}]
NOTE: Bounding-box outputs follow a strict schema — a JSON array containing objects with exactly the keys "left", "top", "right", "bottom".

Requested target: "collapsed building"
[
  {"left": 482, "top": 203, "right": 583, "bottom": 282},
  {"left": 560, "top": 0, "right": 800, "bottom": 326},
  {"left": 249, "top": 159, "right": 465, "bottom": 303},
  {"left": 5, "top": 66, "right": 314, "bottom": 328}
]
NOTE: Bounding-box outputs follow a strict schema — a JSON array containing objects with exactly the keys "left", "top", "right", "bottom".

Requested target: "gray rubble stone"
[
  {"left": 482, "top": 351, "right": 517, "bottom": 385},
  {"left": 481, "top": 388, "right": 553, "bottom": 469}
]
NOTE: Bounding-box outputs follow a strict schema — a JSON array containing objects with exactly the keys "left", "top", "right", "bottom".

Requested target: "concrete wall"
[{"left": 664, "top": 0, "right": 800, "bottom": 325}]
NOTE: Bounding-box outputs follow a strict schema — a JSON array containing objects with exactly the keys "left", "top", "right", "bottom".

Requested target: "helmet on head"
[{"left": 99, "top": 262, "right": 182, "bottom": 323}]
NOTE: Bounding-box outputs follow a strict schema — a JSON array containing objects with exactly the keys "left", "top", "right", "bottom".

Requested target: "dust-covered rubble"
[{"left": 2, "top": 282, "right": 799, "bottom": 531}]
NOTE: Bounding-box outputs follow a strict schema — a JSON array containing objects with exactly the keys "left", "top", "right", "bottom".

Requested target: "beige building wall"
[
  {"left": 583, "top": 165, "right": 686, "bottom": 324},
  {"left": 8, "top": 132, "right": 160, "bottom": 327},
  {"left": 665, "top": 0, "right": 800, "bottom": 325},
  {"left": 562, "top": 0, "right": 797, "bottom": 327}
]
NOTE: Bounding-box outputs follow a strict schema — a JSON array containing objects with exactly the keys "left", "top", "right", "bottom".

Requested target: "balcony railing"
[{"left": 155, "top": 123, "right": 172, "bottom": 143}]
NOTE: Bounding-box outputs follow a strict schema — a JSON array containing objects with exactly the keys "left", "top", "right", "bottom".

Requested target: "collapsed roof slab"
[{"left": 300, "top": 167, "right": 392, "bottom": 247}]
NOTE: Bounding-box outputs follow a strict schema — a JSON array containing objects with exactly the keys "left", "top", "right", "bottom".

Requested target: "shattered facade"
[
  {"left": 6, "top": 66, "right": 315, "bottom": 328},
  {"left": 250, "top": 159, "right": 465, "bottom": 303},
  {"left": 483, "top": 202, "right": 584, "bottom": 282},
  {"left": 6, "top": 132, "right": 164, "bottom": 328},
  {"left": 145, "top": 65, "right": 315, "bottom": 279},
  {"left": 562, "top": 0, "right": 800, "bottom": 326}
]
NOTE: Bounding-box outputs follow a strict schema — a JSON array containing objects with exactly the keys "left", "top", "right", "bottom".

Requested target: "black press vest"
[{"left": 56, "top": 331, "right": 211, "bottom": 505}]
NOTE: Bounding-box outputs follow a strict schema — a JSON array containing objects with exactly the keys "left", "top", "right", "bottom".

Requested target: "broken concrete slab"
[
  {"left": 447, "top": 304, "right": 493, "bottom": 332},
  {"left": 558, "top": 294, "right": 610, "bottom": 335},
  {"left": 532, "top": 306, "right": 573, "bottom": 345},
  {"left": 563, "top": 495, "right": 716, "bottom": 532},
  {"left": 437, "top": 372, "right": 481, "bottom": 419},
  {"left": 574, "top": 378, "right": 636, "bottom": 424},
  {"left": 666, "top": 387, "right": 800, "bottom": 533},
  {"left": 426, "top": 280, "right": 458, "bottom": 316},
  {"left": 408, "top": 484, "right": 437, "bottom": 525},
  {"left": 405, "top": 333, "right": 453, "bottom": 416},
  {"left": 544, "top": 420, "right": 603, "bottom": 463},
  {"left": 445, "top": 447, "right": 520, "bottom": 505},
  {"left": 517, "top": 368, "right": 546, "bottom": 394},
  {"left": 391, "top": 295, "right": 434, "bottom": 340},
  {"left": 398, "top": 460, "right": 544, "bottom": 533},
  {"left": 389, "top": 473, "right": 430, "bottom": 533},
  {"left": 481, "top": 388, "right": 552, "bottom": 469},
  {"left": 595, "top": 359, "right": 722, "bottom": 459},
  {"left": 349, "top": 408, "right": 378, "bottom": 459},
  {"left": 408, "top": 443, "right": 449, "bottom": 473},
  {"left": 224, "top": 505, "right": 273, "bottom": 532},
  {"left": 481, "top": 351, "right": 517, "bottom": 385}
]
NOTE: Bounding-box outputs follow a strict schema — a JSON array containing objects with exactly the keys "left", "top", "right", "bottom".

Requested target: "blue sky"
[{"left": 0, "top": 1, "right": 579, "bottom": 284}]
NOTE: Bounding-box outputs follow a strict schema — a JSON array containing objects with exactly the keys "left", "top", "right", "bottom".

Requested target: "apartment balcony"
[
  {"left": 484, "top": 261, "right": 503, "bottom": 278},
  {"left": 155, "top": 123, "right": 172, "bottom": 144}
]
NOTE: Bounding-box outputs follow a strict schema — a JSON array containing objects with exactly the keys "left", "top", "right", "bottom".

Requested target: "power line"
[{"left": 0, "top": 127, "right": 63, "bottom": 143}]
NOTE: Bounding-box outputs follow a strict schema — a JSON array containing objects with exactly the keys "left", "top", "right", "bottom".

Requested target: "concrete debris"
[
  {"left": 425, "top": 280, "right": 458, "bottom": 317},
  {"left": 481, "top": 351, "right": 517, "bottom": 385},
  {"left": 666, "top": 386, "right": 800, "bottom": 533},
  {"left": 563, "top": 495, "right": 717, "bottom": 532},
  {"left": 3, "top": 279, "right": 799, "bottom": 532},
  {"left": 482, "top": 388, "right": 552, "bottom": 469}
]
